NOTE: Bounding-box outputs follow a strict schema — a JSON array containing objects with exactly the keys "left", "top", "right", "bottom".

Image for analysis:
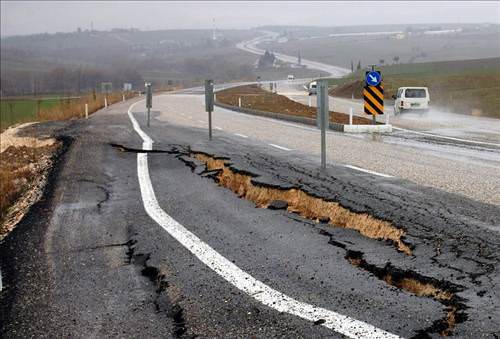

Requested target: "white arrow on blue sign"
[{"left": 366, "top": 71, "right": 381, "bottom": 86}]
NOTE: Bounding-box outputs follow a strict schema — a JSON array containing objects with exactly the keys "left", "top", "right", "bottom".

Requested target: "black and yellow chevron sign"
[{"left": 363, "top": 71, "right": 384, "bottom": 115}]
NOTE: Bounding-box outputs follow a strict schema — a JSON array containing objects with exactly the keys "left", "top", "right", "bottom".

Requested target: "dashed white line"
[
  {"left": 269, "top": 143, "right": 292, "bottom": 151},
  {"left": 127, "top": 100, "right": 400, "bottom": 339},
  {"left": 343, "top": 164, "right": 393, "bottom": 178},
  {"left": 234, "top": 133, "right": 248, "bottom": 138}
]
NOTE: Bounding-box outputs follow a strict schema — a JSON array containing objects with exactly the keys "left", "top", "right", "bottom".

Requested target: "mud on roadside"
[{"left": 0, "top": 123, "right": 65, "bottom": 239}]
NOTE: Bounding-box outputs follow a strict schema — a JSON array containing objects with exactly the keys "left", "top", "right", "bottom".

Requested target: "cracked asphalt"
[{"left": 1, "top": 94, "right": 499, "bottom": 338}]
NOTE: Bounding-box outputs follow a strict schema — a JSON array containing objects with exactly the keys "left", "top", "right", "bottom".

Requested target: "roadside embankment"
[{"left": 215, "top": 85, "right": 374, "bottom": 125}]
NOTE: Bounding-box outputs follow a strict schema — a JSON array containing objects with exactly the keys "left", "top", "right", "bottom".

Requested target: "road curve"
[
  {"left": 0, "top": 89, "right": 499, "bottom": 338},
  {"left": 237, "top": 30, "right": 351, "bottom": 78}
]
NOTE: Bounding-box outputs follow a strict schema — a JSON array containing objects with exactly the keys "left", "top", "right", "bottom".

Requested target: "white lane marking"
[
  {"left": 127, "top": 102, "right": 400, "bottom": 339},
  {"left": 234, "top": 133, "right": 248, "bottom": 138},
  {"left": 393, "top": 127, "right": 500, "bottom": 147},
  {"left": 343, "top": 165, "right": 393, "bottom": 178},
  {"left": 214, "top": 126, "right": 223, "bottom": 130},
  {"left": 269, "top": 143, "right": 292, "bottom": 151}
]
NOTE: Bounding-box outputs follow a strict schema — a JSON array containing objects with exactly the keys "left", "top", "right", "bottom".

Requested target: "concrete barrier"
[{"left": 214, "top": 102, "right": 392, "bottom": 133}]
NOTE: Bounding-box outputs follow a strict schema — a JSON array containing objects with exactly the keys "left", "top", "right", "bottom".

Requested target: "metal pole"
[
  {"left": 372, "top": 115, "right": 376, "bottom": 125},
  {"left": 147, "top": 107, "right": 150, "bottom": 127},
  {"left": 208, "top": 111, "right": 212, "bottom": 140},
  {"left": 318, "top": 79, "right": 328, "bottom": 170},
  {"left": 205, "top": 79, "right": 214, "bottom": 141}
]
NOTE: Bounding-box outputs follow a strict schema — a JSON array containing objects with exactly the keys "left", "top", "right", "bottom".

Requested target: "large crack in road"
[{"left": 120, "top": 140, "right": 499, "bottom": 337}]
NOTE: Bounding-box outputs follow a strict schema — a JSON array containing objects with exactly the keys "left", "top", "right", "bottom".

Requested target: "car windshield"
[{"left": 405, "top": 89, "right": 427, "bottom": 98}]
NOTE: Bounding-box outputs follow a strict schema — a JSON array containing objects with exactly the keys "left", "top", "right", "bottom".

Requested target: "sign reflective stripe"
[
  {"left": 364, "top": 89, "right": 384, "bottom": 111},
  {"left": 364, "top": 82, "right": 384, "bottom": 116},
  {"left": 364, "top": 102, "right": 379, "bottom": 115},
  {"left": 370, "top": 85, "right": 384, "bottom": 100}
]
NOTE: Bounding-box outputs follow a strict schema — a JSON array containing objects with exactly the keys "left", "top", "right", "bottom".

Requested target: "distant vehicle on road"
[
  {"left": 308, "top": 81, "right": 317, "bottom": 95},
  {"left": 393, "top": 87, "right": 430, "bottom": 115},
  {"left": 287, "top": 74, "right": 295, "bottom": 81}
]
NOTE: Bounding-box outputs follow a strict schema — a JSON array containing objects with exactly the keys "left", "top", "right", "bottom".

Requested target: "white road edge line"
[
  {"left": 234, "top": 133, "right": 248, "bottom": 138},
  {"left": 343, "top": 165, "right": 393, "bottom": 178},
  {"left": 269, "top": 143, "right": 292, "bottom": 151},
  {"left": 127, "top": 99, "right": 401, "bottom": 339}
]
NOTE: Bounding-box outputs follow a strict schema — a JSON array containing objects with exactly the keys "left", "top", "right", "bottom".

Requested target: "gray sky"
[{"left": 1, "top": 1, "right": 499, "bottom": 36}]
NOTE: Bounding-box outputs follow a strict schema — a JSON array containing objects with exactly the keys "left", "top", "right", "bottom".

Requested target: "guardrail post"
[
  {"left": 349, "top": 107, "right": 353, "bottom": 125},
  {"left": 238, "top": 97, "right": 242, "bottom": 107},
  {"left": 317, "top": 79, "right": 329, "bottom": 170},
  {"left": 205, "top": 79, "right": 214, "bottom": 141},
  {"left": 104, "top": 97, "right": 108, "bottom": 108},
  {"left": 145, "top": 83, "right": 152, "bottom": 127},
  {"left": 85, "top": 103, "right": 89, "bottom": 119}
]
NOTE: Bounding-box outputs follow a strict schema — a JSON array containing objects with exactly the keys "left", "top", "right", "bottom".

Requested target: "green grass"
[
  {"left": 0, "top": 97, "right": 64, "bottom": 130},
  {"left": 327, "top": 58, "right": 500, "bottom": 118}
]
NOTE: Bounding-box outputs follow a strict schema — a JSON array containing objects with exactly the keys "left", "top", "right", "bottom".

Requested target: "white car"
[
  {"left": 287, "top": 74, "right": 295, "bottom": 81},
  {"left": 308, "top": 81, "right": 317, "bottom": 95},
  {"left": 393, "top": 87, "right": 430, "bottom": 115}
]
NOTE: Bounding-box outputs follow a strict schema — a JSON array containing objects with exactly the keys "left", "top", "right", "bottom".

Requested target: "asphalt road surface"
[
  {"left": 1, "top": 93, "right": 499, "bottom": 338},
  {"left": 238, "top": 32, "right": 500, "bottom": 145}
]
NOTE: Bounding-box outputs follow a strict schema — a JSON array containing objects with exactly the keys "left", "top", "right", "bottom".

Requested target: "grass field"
[
  {"left": 0, "top": 97, "right": 67, "bottom": 130},
  {"left": 0, "top": 92, "right": 135, "bottom": 131},
  {"left": 328, "top": 58, "right": 500, "bottom": 118},
  {"left": 262, "top": 30, "right": 500, "bottom": 70}
]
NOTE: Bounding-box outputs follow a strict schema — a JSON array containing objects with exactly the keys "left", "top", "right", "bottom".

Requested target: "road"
[
  {"left": 238, "top": 32, "right": 500, "bottom": 145},
  {"left": 236, "top": 30, "right": 351, "bottom": 78},
  {"left": 1, "top": 92, "right": 499, "bottom": 338}
]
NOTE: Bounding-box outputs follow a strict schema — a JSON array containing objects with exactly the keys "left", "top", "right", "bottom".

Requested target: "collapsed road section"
[{"left": 138, "top": 138, "right": 499, "bottom": 338}]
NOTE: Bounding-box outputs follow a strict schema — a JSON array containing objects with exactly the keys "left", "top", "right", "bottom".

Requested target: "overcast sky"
[{"left": 1, "top": 1, "right": 499, "bottom": 36}]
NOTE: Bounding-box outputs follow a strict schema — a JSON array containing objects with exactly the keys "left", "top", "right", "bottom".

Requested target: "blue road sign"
[{"left": 366, "top": 71, "right": 381, "bottom": 86}]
